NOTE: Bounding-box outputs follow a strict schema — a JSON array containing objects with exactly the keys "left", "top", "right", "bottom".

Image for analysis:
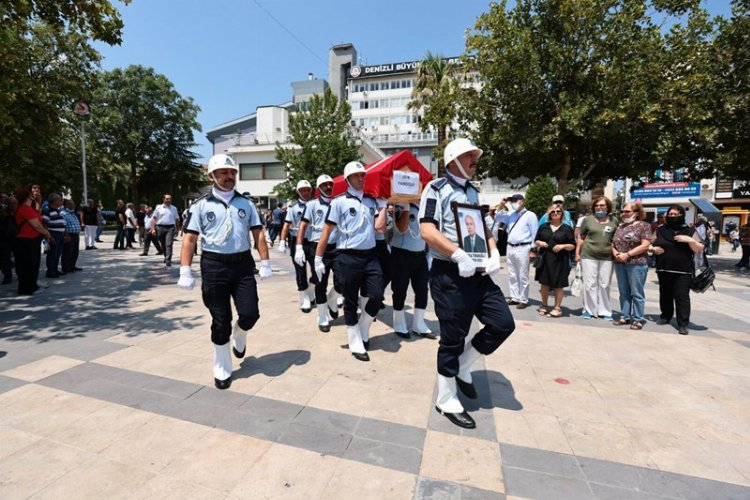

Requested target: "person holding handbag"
[
  {"left": 534, "top": 204, "right": 576, "bottom": 317},
  {"left": 650, "top": 205, "right": 704, "bottom": 335},
  {"left": 611, "top": 202, "right": 652, "bottom": 330}
]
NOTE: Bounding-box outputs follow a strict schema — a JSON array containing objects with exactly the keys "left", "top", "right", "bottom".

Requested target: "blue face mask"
[{"left": 594, "top": 210, "right": 607, "bottom": 218}]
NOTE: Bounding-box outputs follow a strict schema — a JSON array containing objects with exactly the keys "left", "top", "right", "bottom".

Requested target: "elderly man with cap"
[
  {"left": 419, "top": 138, "right": 515, "bottom": 429},
  {"left": 538, "top": 194, "right": 573, "bottom": 227},
  {"left": 314, "top": 161, "right": 384, "bottom": 361},
  {"left": 278, "top": 180, "right": 316, "bottom": 313},
  {"left": 178, "top": 154, "right": 272, "bottom": 389},
  {"left": 496, "top": 193, "right": 538, "bottom": 309},
  {"left": 296, "top": 174, "right": 342, "bottom": 332}
]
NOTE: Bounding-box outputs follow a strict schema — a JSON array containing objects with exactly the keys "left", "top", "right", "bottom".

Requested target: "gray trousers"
[{"left": 157, "top": 225, "right": 175, "bottom": 263}]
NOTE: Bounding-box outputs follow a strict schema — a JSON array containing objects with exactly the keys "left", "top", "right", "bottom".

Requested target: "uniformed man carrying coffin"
[
  {"left": 278, "top": 180, "right": 316, "bottom": 313},
  {"left": 418, "top": 139, "right": 516, "bottom": 428},
  {"left": 178, "top": 154, "right": 273, "bottom": 389},
  {"left": 314, "top": 161, "right": 385, "bottom": 361}
]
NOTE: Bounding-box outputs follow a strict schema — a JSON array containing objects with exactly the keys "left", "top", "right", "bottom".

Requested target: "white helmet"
[
  {"left": 296, "top": 180, "right": 312, "bottom": 191},
  {"left": 444, "top": 138, "right": 483, "bottom": 168},
  {"left": 207, "top": 154, "right": 238, "bottom": 175},
  {"left": 343, "top": 161, "right": 366, "bottom": 179},
  {"left": 316, "top": 174, "right": 334, "bottom": 188}
]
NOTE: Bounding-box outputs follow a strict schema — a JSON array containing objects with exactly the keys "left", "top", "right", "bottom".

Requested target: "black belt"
[
  {"left": 157, "top": 224, "right": 175, "bottom": 228},
  {"left": 201, "top": 250, "right": 252, "bottom": 263},
  {"left": 391, "top": 247, "right": 426, "bottom": 257},
  {"left": 339, "top": 248, "right": 376, "bottom": 256},
  {"left": 508, "top": 242, "right": 532, "bottom": 247}
]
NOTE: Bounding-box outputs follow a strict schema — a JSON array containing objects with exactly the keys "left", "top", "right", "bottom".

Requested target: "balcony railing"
[{"left": 369, "top": 131, "right": 438, "bottom": 144}]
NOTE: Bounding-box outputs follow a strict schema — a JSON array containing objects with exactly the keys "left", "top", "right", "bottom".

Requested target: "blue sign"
[{"left": 632, "top": 182, "right": 701, "bottom": 199}]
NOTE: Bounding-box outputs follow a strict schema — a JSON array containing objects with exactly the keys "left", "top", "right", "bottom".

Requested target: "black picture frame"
[{"left": 452, "top": 202, "right": 491, "bottom": 270}]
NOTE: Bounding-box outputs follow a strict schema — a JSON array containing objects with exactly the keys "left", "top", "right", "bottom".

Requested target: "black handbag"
[{"left": 690, "top": 250, "right": 715, "bottom": 293}]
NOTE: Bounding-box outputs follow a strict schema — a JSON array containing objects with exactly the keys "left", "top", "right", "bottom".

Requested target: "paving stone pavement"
[{"left": 1, "top": 235, "right": 749, "bottom": 499}]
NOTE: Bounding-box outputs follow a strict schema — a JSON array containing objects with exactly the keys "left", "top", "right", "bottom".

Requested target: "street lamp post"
[{"left": 73, "top": 100, "right": 90, "bottom": 204}]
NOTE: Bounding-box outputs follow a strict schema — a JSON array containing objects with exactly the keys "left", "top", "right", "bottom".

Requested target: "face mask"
[
  {"left": 510, "top": 202, "right": 520, "bottom": 211},
  {"left": 666, "top": 215, "right": 685, "bottom": 228},
  {"left": 622, "top": 215, "right": 635, "bottom": 224},
  {"left": 594, "top": 210, "right": 607, "bottom": 218}
]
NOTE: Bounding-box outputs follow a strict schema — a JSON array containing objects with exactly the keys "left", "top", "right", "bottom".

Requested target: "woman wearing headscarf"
[{"left": 650, "top": 205, "right": 704, "bottom": 335}]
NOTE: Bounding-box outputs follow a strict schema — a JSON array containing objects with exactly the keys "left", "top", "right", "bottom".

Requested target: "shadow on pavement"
[{"left": 235, "top": 349, "right": 311, "bottom": 379}]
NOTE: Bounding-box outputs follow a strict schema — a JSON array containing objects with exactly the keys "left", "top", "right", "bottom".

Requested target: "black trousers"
[
  {"left": 126, "top": 227, "right": 136, "bottom": 247},
  {"left": 61, "top": 233, "right": 80, "bottom": 272},
  {"left": 376, "top": 239, "right": 391, "bottom": 289},
  {"left": 0, "top": 242, "right": 12, "bottom": 281},
  {"left": 430, "top": 260, "right": 515, "bottom": 378},
  {"left": 114, "top": 225, "right": 125, "bottom": 249},
  {"left": 288, "top": 235, "right": 312, "bottom": 291},
  {"left": 143, "top": 231, "right": 163, "bottom": 254},
  {"left": 200, "top": 256, "right": 260, "bottom": 345},
  {"left": 390, "top": 247, "right": 429, "bottom": 311},
  {"left": 739, "top": 245, "right": 750, "bottom": 267},
  {"left": 157, "top": 225, "right": 175, "bottom": 263},
  {"left": 307, "top": 241, "right": 338, "bottom": 304},
  {"left": 336, "top": 249, "right": 384, "bottom": 325},
  {"left": 657, "top": 271, "right": 691, "bottom": 328},
  {"left": 14, "top": 236, "right": 41, "bottom": 295}
]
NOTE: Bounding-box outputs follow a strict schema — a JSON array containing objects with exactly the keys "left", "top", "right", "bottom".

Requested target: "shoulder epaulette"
[
  {"left": 430, "top": 178, "right": 449, "bottom": 191},
  {"left": 193, "top": 193, "right": 209, "bottom": 203},
  {"left": 468, "top": 182, "right": 481, "bottom": 193}
]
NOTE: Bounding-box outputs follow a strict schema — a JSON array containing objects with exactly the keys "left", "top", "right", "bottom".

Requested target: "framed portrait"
[{"left": 452, "top": 202, "right": 491, "bottom": 269}]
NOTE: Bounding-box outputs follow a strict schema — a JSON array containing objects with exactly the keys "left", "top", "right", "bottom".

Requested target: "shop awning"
[{"left": 689, "top": 198, "right": 721, "bottom": 215}]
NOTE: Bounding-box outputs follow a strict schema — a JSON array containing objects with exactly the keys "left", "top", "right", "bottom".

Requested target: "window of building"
[
  {"left": 264, "top": 163, "right": 286, "bottom": 179},
  {"left": 239, "top": 163, "right": 286, "bottom": 180}
]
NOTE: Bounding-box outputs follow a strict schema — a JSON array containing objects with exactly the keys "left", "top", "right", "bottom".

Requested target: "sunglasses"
[{"left": 550, "top": 210, "right": 562, "bottom": 214}]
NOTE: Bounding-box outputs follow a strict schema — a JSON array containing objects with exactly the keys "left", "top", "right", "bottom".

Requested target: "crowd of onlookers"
[{"left": 0, "top": 184, "right": 184, "bottom": 296}]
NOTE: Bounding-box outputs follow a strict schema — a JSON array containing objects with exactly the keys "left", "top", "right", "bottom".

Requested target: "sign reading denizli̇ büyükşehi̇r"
[
  {"left": 631, "top": 182, "right": 701, "bottom": 199},
  {"left": 349, "top": 57, "right": 463, "bottom": 79}
]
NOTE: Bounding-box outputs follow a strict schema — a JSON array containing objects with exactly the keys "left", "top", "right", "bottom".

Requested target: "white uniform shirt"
[{"left": 153, "top": 204, "right": 179, "bottom": 226}]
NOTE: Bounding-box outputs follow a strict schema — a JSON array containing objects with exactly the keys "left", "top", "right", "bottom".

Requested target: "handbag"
[
  {"left": 570, "top": 262, "right": 583, "bottom": 297},
  {"left": 532, "top": 252, "right": 544, "bottom": 269},
  {"left": 691, "top": 250, "right": 715, "bottom": 293}
]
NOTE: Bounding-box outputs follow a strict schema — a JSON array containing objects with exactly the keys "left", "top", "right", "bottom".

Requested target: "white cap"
[
  {"left": 296, "top": 180, "right": 312, "bottom": 191},
  {"left": 444, "top": 138, "right": 483, "bottom": 167},
  {"left": 316, "top": 174, "right": 333, "bottom": 188},
  {"left": 343, "top": 161, "right": 366, "bottom": 179},
  {"left": 207, "top": 154, "right": 238, "bottom": 175},
  {"left": 552, "top": 194, "right": 565, "bottom": 203}
]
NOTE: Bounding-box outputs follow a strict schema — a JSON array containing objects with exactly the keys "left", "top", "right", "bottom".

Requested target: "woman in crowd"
[
  {"left": 534, "top": 204, "right": 576, "bottom": 317},
  {"left": 575, "top": 196, "right": 618, "bottom": 320},
  {"left": 650, "top": 205, "right": 704, "bottom": 335},
  {"left": 13, "top": 187, "right": 52, "bottom": 295},
  {"left": 611, "top": 202, "right": 652, "bottom": 329}
]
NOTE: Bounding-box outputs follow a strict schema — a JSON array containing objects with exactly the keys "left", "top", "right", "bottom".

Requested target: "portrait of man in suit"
[{"left": 462, "top": 213, "right": 487, "bottom": 254}]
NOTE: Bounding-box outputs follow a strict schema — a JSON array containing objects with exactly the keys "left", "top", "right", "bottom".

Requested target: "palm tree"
[{"left": 408, "top": 51, "right": 459, "bottom": 177}]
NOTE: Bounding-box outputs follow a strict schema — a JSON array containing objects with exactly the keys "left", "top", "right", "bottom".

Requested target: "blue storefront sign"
[{"left": 632, "top": 182, "right": 701, "bottom": 199}]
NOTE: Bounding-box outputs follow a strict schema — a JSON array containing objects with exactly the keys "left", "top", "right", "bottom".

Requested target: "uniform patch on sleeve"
[{"left": 423, "top": 198, "right": 437, "bottom": 220}]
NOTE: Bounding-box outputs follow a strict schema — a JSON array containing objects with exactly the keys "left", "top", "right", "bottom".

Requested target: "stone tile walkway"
[{"left": 1, "top": 236, "right": 749, "bottom": 499}]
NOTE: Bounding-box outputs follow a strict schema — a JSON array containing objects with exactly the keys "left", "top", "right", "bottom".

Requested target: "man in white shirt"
[
  {"left": 124, "top": 202, "right": 137, "bottom": 249},
  {"left": 152, "top": 193, "right": 181, "bottom": 266},
  {"left": 495, "top": 194, "right": 538, "bottom": 308},
  {"left": 139, "top": 206, "right": 163, "bottom": 256}
]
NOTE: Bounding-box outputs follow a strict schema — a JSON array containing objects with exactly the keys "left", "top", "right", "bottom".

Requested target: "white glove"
[
  {"left": 293, "top": 245, "right": 306, "bottom": 267},
  {"left": 177, "top": 266, "right": 195, "bottom": 290},
  {"left": 451, "top": 249, "right": 477, "bottom": 278},
  {"left": 314, "top": 255, "right": 326, "bottom": 282},
  {"left": 259, "top": 260, "right": 272, "bottom": 280},
  {"left": 484, "top": 248, "right": 501, "bottom": 276},
  {"left": 278, "top": 240, "right": 287, "bottom": 254}
]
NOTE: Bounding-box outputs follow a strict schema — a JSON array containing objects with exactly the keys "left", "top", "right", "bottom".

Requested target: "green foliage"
[
  {"left": 274, "top": 88, "right": 360, "bottom": 200},
  {"left": 0, "top": 0, "right": 127, "bottom": 195},
  {"left": 461, "top": 0, "right": 716, "bottom": 193},
  {"left": 408, "top": 52, "right": 463, "bottom": 176},
  {"left": 90, "top": 65, "right": 203, "bottom": 206},
  {"left": 524, "top": 176, "right": 558, "bottom": 218}
]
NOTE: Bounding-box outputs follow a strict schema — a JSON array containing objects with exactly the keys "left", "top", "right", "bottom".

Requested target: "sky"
[{"left": 95, "top": 0, "right": 734, "bottom": 163}]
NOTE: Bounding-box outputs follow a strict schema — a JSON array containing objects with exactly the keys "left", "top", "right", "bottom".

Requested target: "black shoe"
[
  {"left": 318, "top": 324, "right": 331, "bottom": 333},
  {"left": 678, "top": 327, "right": 689, "bottom": 335},
  {"left": 214, "top": 377, "right": 232, "bottom": 389},
  {"left": 232, "top": 346, "right": 245, "bottom": 359},
  {"left": 435, "top": 406, "right": 476, "bottom": 429},
  {"left": 413, "top": 330, "right": 438, "bottom": 340},
  {"left": 91, "top": 246, "right": 98, "bottom": 250},
  {"left": 156, "top": 251, "right": 164, "bottom": 255},
  {"left": 95, "top": 239, "right": 103, "bottom": 243},
  {"left": 394, "top": 330, "right": 410, "bottom": 339},
  {"left": 46, "top": 271, "right": 61, "bottom": 278},
  {"left": 165, "top": 261, "right": 172, "bottom": 267},
  {"left": 85, "top": 246, "right": 91, "bottom": 250},
  {"left": 328, "top": 307, "right": 339, "bottom": 320},
  {"left": 456, "top": 377, "right": 478, "bottom": 399},
  {"left": 656, "top": 318, "right": 670, "bottom": 325},
  {"left": 301, "top": 306, "right": 311, "bottom": 313},
  {"left": 352, "top": 352, "right": 370, "bottom": 362},
  {"left": 74, "top": 267, "right": 83, "bottom": 271},
  {"left": 516, "top": 302, "right": 529, "bottom": 310},
  {"left": 139, "top": 253, "right": 147, "bottom": 256},
  {"left": 507, "top": 299, "right": 519, "bottom": 305}
]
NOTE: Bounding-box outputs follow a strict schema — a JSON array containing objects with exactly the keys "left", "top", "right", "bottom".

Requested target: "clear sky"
[{"left": 95, "top": 0, "right": 733, "bottom": 163}]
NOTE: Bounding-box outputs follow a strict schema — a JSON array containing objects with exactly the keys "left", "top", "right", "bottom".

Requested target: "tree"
[
  {"left": 274, "top": 88, "right": 360, "bottom": 200},
  {"left": 408, "top": 52, "right": 461, "bottom": 177},
  {"left": 524, "top": 176, "right": 558, "bottom": 218},
  {"left": 0, "top": 0, "right": 127, "bottom": 192},
  {"left": 91, "top": 65, "right": 203, "bottom": 205},
  {"left": 462, "top": 0, "right": 713, "bottom": 194}
]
